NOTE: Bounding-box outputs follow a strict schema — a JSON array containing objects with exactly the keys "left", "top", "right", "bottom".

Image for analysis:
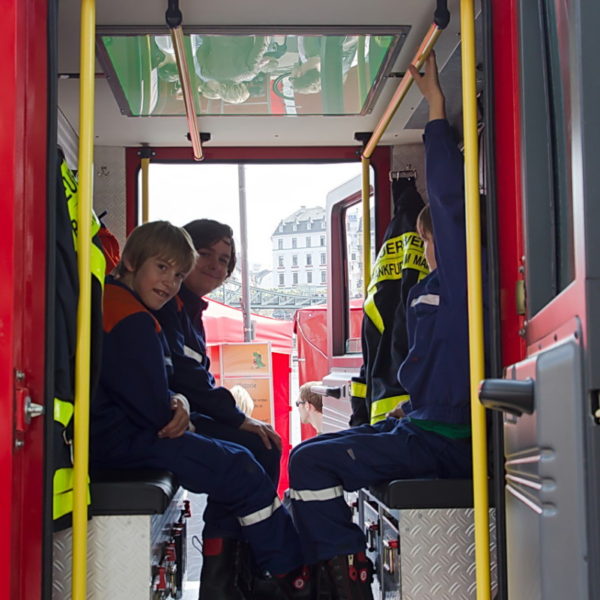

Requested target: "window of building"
[
  {"left": 278, "top": 255, "right": 284, "bottom": 267},
  {"left": 277, "top": 238, "right": 283, "bottom": 250},
  {"left": 306, "top": 254, "right": 312, "bottom": 266},
  {"left": 279, "top": 274, "right": 285, "bottom": 286},
  {"left": 292, "top": 238, "right": 297, "bottom": 249},
  {"left": 292, "top": 255, "right": 298, "bottom": 266},
  {"left": 293, "top": 273, "right": 298, "bottom": 285},
  {"left": 351, "top": 252, "right": 356, "bottom": 261},
  {"left": 307, "top": 272, "right": 312, "bottom": 284},
  {"left": 320, "top": 253, "right": 326, "bottom": 265},
  {"left": 321, "top": 270, "right": 326, "bottom": 284},
  {"left": 306, "top": 237, "right": 311, "bottom": 248},
  {"left": 320, "top": 235, "right": 325, "bottom": 246}
]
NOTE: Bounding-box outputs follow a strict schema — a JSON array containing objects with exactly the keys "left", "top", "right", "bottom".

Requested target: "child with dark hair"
[
  {"left": 92, "top": 221, "right": 309, "bottom": 600},
  {"left": 153, "top": 218, "right": 288, "bottom": 598}
]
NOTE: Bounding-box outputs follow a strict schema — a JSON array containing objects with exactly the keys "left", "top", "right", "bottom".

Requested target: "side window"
[
  {"left": 278, "top": 273, "right": 284, "bottom": 286},
  {"left": 278, "top": 255, "right": 284, "bottom": 267},
  {"left": 278, "top": 238, "right": 283, "bottom": 250},
  {"left": 307, "top": 271, "right": 312, "bottom": 284},
  {"left": 343, "top": 200, "right": 375, "bottom": 353},
  {"left": 519, "top": 0, "right": 574, "bottom": 315},
  {"left": 292, "top": 255, "right": 298, "bottom": 267},
  {"left": 306, "top": 254, "right": 312, "bottom": 266}
]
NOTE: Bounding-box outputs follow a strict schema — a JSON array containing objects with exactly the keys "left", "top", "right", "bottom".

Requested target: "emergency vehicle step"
[{"left": 90, "top": 469, "right": 178, "bottom": 515}]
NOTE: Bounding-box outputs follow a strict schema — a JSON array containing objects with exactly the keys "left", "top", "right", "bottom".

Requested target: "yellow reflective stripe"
[
  {"left": 351, "top": 380, "right": 367, "bottom": 399},
  {"left": 55, "top": 466, "right": 74, "bottom": 495},
  {"left": 370, "top": 395, "right": 410, "bottom": 425},
  {"left": 54, "top": 398, "right": 74, "bottom": 428},
  {"left": 90, "top": 241, "right": 106, "bottom": 288},
  {"left": 238, "top": 497, "right": 282, "bottom": 527},
  {"left": 61, "top": 159, "right": 106, "bottom": 287},
  {"left": 53, "top": 468, "right": 91, "bottom": 520},
  {"left": 363, "top": 232, "right": 428, "bottom": 333},
  {"left": 363, "top": 289, "right": 384, "bottom": 334},
  {"left": 289, "top": 485, "right": 344, "bottom": 502}
]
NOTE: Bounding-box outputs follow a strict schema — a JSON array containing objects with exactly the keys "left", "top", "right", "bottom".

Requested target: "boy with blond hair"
[{"left": 90, "top": 221, "right": 309, "bottom": 599}]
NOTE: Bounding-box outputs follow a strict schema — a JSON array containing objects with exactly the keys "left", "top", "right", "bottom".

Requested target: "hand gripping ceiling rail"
[{"left": 357, "top": 1, "right": 493, "bottom": 599}]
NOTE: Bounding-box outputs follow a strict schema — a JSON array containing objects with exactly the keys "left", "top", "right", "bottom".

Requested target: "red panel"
[
  {"left": 491, "top": 0, "right": 526, "bottom": 367},
  {"left": 0, "top": 4, "right": 18, "bottom": 598},
  {"left": 0, "top": 0, "right": 47, "bottom": 598},
  {"left": 272, "top": 351, "right": 291, "bottom": 496}
]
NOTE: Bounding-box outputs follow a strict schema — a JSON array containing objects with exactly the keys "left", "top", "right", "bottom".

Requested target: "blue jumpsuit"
[
  {"left": 154, "top": 286, "right": 280, "bottom": 538},
  {"left": 289, "top": 119, "right": 473, "bottom": 562},
  {"left": 90, "top": 278, "right": 302, "bottom": 574}
]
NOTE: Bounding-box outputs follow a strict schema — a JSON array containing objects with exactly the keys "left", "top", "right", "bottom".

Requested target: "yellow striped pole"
[
  {"left": 460, "top": 1, "right": 491, "bottom": 598},
  {"left": 72, "top": 0, "right": 95, "bottom": 597}
]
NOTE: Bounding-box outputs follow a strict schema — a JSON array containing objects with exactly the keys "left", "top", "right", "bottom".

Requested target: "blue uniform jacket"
[
  {"left": 154, "top": 284, "right": 246, "bottom": 428},
  {"left": 90, "top": 277, "right": 174, "bottom": 461},
  {"left": 398, "top": 119, "right": 471, "bottom": 425}
]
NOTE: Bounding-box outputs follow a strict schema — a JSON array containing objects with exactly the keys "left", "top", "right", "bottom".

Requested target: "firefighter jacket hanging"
[
  {"left": 350, "top": 176, "right": 428, "bottom": 426},
  {"left": 52, "top": 151, "right": 105, "bottom": 530}
]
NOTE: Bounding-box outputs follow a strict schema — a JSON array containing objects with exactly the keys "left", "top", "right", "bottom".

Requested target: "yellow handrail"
[
  {"left": 361, "top": 156, "right": 371, "bottom": 296},
  {"left": 460, "top": 1, "right": 491, "bottom": 598},
  {"left": 362, "top": 23, "right": 442, "bottom": 160},
  {"left": 141, "top": 156, "right": 150, "bottom": 223},
  {"left": 72, "top": 0, "right": 95, "bottom": 598}
]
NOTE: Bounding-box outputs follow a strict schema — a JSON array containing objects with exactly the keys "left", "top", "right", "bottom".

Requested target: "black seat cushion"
[
  {"left": 369, "top": 478, "right": 492, "bottom": 509},
  {"left": 90, "top": 469, "right": 179, "bottom": 516}
]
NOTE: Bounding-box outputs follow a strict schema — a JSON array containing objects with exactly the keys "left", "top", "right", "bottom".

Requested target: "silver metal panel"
[
  {"left": 397, "top": 508, "right": 497, "bottom": 600},
  {"left": 53, "top": 515, "right": 151, "bottom": 599},
  {"left": 505, "top": 337, "right": 589, "bottom": 600}
]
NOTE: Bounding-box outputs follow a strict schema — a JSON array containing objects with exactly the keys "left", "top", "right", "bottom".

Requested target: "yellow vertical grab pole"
[
  {"left": 460, "top": 1, "right": 491, "bottom": 598},
  {"left": 361, "top": 156, "right": 371, "bottom": 296},
  {"left": 141, "top": 157, "right": 150, "bottom": 223},
  {"left": 72, "top": 0, "right": 95, "bottom": 598}
]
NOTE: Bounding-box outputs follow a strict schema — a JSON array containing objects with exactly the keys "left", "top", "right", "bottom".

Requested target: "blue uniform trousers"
[
  {"left": 288, "top": 418, "right": 471, "bottom": 562},
  {"left": 92, "top": 431, "right": 302, "bottom": 574},
  {"left": 191, "top": 413, "right": 280, "bottom": 483}
]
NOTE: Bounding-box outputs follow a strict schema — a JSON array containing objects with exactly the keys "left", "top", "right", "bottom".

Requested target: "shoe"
[
  {"left": 198, "top": 538, "right": 247, "bottom": 600},
  {"left": 325, "top": 553, "right": 373, "bottom": 600}
]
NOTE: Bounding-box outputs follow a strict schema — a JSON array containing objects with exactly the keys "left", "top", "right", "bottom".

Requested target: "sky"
[{"left": 148, "top": 162, "right": 362, "bottom": 267}]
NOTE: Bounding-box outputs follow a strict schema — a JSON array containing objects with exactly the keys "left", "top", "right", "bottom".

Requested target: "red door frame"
[
  {"left": 124, "top": 145, "right": 392, "bottom": 242},
  {"left": 0, "top": 1, "right": 47, "bottom": 598},
  {"left": 491, "top": 0, "right": 526, "bottom": 367}
]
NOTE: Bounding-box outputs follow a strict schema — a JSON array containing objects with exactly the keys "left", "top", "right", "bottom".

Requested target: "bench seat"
[
  {"left": 369, "top": 478, "right": 493, "bottom": 510},
  {"left": 90, "top": 469, "right": 178, "bottom": 516}
]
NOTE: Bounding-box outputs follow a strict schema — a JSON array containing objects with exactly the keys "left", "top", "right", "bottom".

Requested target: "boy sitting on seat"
[
  {"left": 90, "top": 220, "right": 310, "bottom": 599},
  {"left": 288, "top": 52, "right": 474, "bottom": 600}
]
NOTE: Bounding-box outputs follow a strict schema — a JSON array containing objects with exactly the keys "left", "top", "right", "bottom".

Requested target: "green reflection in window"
[{"left": 98, "top": 32, "right": 402, "bottom": 117}]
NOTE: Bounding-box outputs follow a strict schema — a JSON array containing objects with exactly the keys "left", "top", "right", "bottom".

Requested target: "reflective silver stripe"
[
  {"left": 410, "top": 293, "right": 440, "bottom": 308},
  {"left": 238, "top": 497, "right": 282, "bottom": 527},
  {"left": 288, "top": 485, "right": 344, "bottom": 502},
  {"left": 164, "top": 356, "right": 173, "bottom": 367},
  {"left": 183, "top": 345, "right": 204, "bottom": 363}
]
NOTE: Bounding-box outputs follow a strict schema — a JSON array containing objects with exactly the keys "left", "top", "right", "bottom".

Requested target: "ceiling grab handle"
[
  {"left": 361, "top": 0, "right": 449, "bottom": 161},
  {"left": 166, "top": 0, "right": 204, "bottom": 161},
  {"left": 72, "top": 1, "right": 96, "bottom": 599},
  {"left": 461, "top": 0, "right": 491, "bottom": 598}
]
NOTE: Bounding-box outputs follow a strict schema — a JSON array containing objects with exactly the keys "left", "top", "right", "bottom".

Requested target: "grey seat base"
[
  {"left": 369, "top": 478, "right": 494, "bottom": 510},
  {"left": 90, "top": 469, "right": 178, "bottom": 516}
]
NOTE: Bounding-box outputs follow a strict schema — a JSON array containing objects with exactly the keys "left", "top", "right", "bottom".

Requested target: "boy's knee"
[{"left": 289, "top": 443, "right": 321, "bottom": 486}]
